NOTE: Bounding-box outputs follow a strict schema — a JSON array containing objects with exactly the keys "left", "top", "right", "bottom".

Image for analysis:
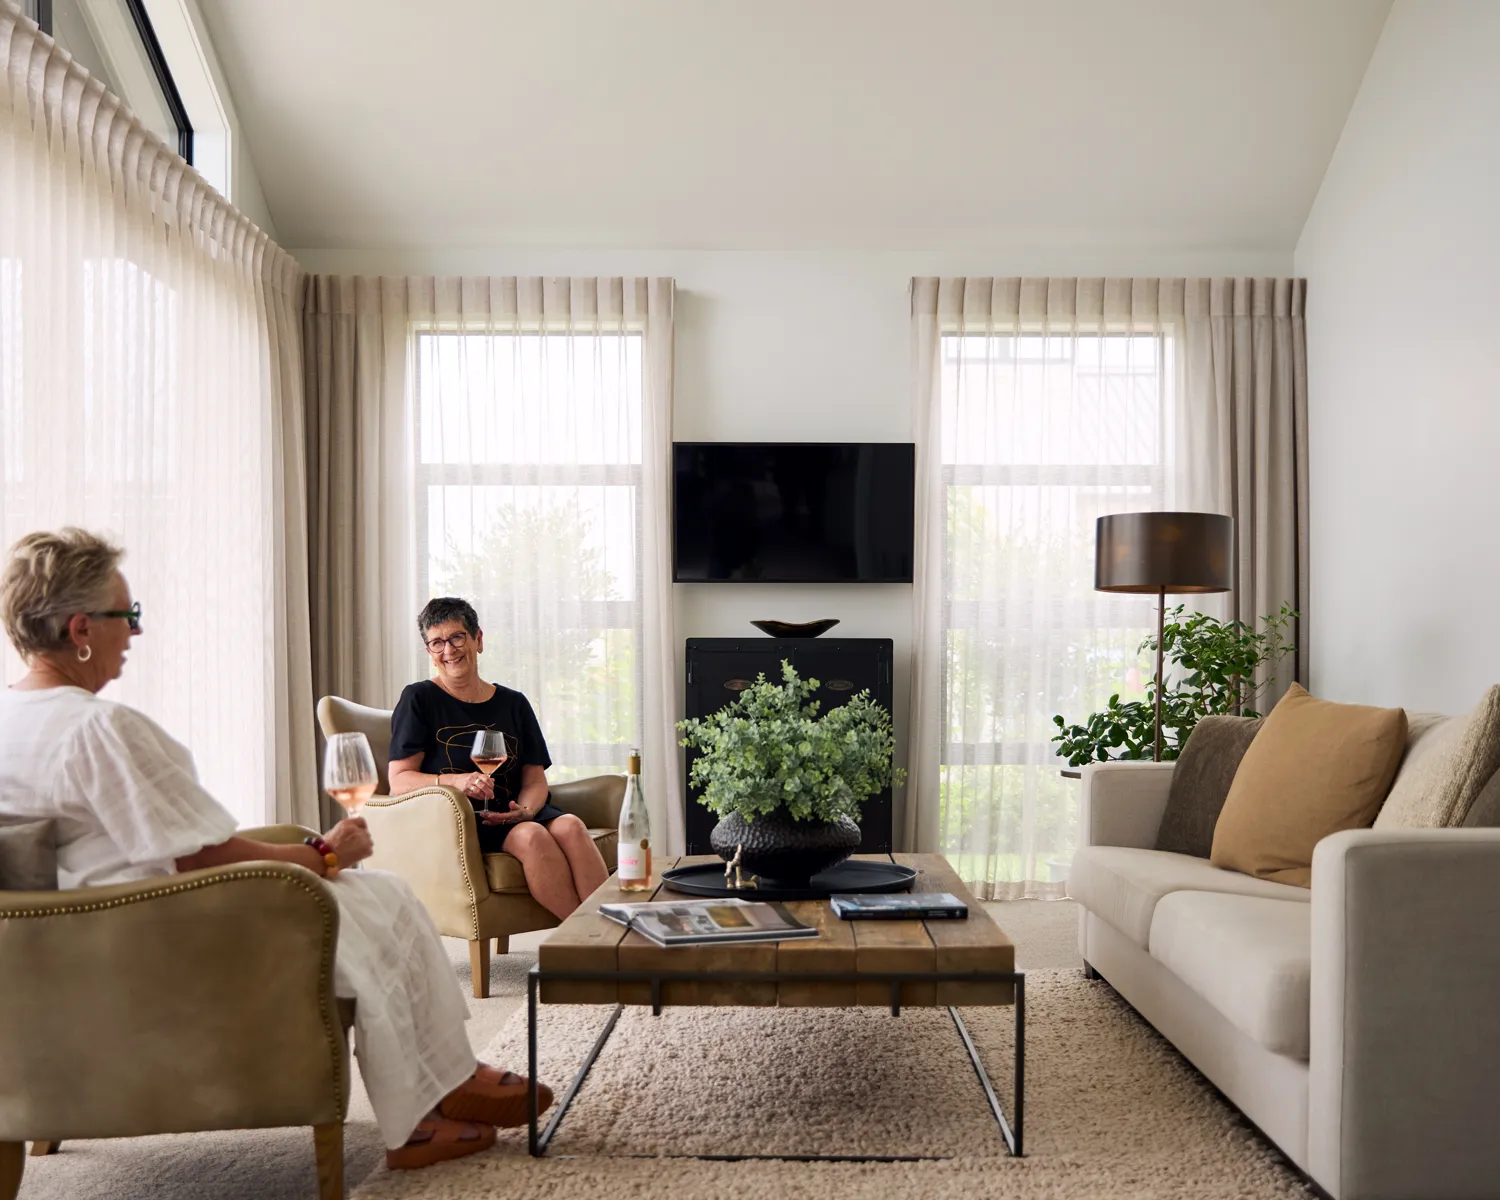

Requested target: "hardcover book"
[
  {"left": 598, "top": 899, "right": 818, "bottom": 947},
  {"left": 829, "top": 892, "right": 969, "bottom": 920}
]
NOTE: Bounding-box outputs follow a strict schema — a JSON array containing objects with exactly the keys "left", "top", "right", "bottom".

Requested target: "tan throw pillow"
[
  {"left": 1209, "top": 683, "right": 1407, "bottom": 888},
  {"left": 1374, "top": 686, "right": 1500, "bottom": 828}
]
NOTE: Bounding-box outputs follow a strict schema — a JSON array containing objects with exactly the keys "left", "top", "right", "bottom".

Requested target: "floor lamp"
[{"left": 1094, "top": 512, "right": 1234, "bottom": 762}]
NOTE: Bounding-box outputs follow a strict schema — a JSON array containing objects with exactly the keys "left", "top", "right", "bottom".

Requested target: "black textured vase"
[{"left": 709, "top": 809, "right": 862, "bottom": 886}]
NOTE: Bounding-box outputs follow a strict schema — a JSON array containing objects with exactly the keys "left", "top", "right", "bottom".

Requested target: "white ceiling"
[{"left": 198, "top": 0, "right": 1391, "bottom": 253}]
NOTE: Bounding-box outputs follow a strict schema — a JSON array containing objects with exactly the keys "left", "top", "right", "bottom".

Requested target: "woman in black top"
[{"left": 388, "top": 597, "right": 608, "bottom": 919}]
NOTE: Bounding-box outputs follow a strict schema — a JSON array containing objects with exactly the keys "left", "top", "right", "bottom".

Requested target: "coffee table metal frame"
[{"left": 526, "top": 963, "right": 1025, "bottom": 1161}]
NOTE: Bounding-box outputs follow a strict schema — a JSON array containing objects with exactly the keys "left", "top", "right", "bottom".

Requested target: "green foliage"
[
  {"left": 677, "top": 661, "right": 906, "bottom": 825},
  {"left": 1051, "top": 604, "right": 1298, "bottom": 766}
]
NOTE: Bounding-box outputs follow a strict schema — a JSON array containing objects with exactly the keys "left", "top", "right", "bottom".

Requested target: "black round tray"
[{"left": 660, "top": 859, "right": 917, "bottom": 901}]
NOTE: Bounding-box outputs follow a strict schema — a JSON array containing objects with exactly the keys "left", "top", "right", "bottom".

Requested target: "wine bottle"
[{"left": 617, "top": 748, "right": 652, "bottom": 891}]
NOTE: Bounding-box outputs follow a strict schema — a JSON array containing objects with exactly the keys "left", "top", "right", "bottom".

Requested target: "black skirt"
[{"left": 473, "top": 800, "right": 567, "bottom": 854}]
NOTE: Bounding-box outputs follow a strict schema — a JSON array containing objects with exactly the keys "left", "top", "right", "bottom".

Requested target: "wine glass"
[
  {"left": 470, "top": 729, "right": 509, "bottom": 814},
  {"left": 324, "top": 731, "right": 378, "bottom": 816}
]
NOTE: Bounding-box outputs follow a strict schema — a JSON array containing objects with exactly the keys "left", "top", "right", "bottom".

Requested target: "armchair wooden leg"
[
  {"left": 494, "top": 935, "right": 509, "bottom": 957},
  {"left": 1, "top": 1142, "right": 24, "bottom": 1200},
  {"left": 312, "top": 1122, "right": 343, "bottom": 1200},
  {"left": 29, "top": 1141, "right": 58, "bottom": 1156},
  {"left": 469, "top": 938, "right": 490, "bottom": 999}
]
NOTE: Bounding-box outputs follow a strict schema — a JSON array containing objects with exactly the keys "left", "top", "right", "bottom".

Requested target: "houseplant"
[
  {"left": 1052, "top": 603, "right": 1297, "bottom": 766},
  {"left": 676, "top": 661, "right": 904, "bottom": 884}
]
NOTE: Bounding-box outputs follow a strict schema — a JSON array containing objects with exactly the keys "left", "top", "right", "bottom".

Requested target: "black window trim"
[{"left": 37, "top": 0, "right": 194, "bottom": 164}]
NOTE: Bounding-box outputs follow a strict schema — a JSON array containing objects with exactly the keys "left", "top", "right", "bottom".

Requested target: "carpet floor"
[
  {"left": 12, "top": 899, "right": 1312, "bottom": 1199},
  {"left": 350, "top": 968, "right": 1313, "bottom": 1199}
]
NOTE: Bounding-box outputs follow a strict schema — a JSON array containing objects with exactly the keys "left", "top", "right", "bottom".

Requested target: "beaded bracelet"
[{"left": 303, "top": 835, "right": 341, "bottom": 878}]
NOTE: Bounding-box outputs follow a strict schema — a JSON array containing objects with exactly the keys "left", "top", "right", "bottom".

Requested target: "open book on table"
[{"left": 598, "top": 899, "right": 818, "bottom": 948}]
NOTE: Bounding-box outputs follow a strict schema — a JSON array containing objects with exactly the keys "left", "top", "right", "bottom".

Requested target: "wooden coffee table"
[{"left": 528, "top": 853, "right": 1024, "bottom": 1160}]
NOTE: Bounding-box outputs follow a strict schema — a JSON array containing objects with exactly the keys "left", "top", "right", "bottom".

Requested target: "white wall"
[
  {"left": 1296, "top": 1, "right": 1500, "bottom": 711},
  {"left": 294, "top": 246, "right": 1291, "bottom": 758}
]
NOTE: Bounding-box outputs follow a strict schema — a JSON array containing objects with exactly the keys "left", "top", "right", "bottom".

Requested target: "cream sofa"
[{"left": 1069, "top": 761, "right": 1500, "bottom": 1200}]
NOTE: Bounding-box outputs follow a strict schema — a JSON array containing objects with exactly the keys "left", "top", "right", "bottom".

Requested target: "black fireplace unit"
[{"left": 683, "top": 637, "right": 895, "bottom": 855}]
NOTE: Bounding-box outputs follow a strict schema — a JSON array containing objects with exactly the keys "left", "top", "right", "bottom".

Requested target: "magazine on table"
[
  {"left": 829, "top": 892, "right": 969, "bottom": 920},
  {"left": 598, "top": 898, "right": 818, "bottom": 947}
]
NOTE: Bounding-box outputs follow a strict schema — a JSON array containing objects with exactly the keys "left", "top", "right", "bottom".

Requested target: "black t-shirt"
[{"left": 389, "top": 680, "right": 551, "bottom": 810}]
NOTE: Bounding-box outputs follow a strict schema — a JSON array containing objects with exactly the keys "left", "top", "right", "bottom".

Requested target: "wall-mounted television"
[{"left": 672, "top": 442, "right": 915, "bottom": 583}]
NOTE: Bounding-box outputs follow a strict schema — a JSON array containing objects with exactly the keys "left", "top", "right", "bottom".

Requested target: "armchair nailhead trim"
[{"left": 0, "top": 865, "right": 348, "bottom": 1119}]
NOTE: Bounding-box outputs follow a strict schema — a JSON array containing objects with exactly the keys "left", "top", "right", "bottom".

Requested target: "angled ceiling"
[{"left": 198, "top": 0, "right": 1390, "bottom": 253}]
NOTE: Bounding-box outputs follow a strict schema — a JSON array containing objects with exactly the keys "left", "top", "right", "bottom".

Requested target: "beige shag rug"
[{"left": 351, "top": 971, "right": 1314, "bottom": 1199}]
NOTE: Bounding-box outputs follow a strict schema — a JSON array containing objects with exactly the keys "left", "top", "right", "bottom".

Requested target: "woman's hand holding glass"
[{"left": 325, "top": 818, "right": 373, "bottom": 867}]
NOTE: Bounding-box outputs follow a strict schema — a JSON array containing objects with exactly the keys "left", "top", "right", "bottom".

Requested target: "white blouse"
[{"left": 0, "top": 686, "right": 237, "bottom": 889}]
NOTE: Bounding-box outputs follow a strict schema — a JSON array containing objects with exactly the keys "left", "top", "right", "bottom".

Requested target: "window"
[
  {"left": 938, "top": 330, "right": 1171, "bottom": 891},
  {"left": 413, "top": 330, "right": 643, "bottom": 781},
  {"left": 34, "top": 0, "right": 192, "bottom": 162}
]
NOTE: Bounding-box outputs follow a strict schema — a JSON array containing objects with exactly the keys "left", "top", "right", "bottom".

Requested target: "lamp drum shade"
[{"left": 1095, "top": 512, "right": 1233, "bottom": 594}]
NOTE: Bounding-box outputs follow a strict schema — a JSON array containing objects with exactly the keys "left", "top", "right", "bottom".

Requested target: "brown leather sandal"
[
  {"left": 385, "top": 1115, "right": 495, "bottom": 1171},
  {"left": 437, "top": 1063, "right": 554, "bottom": 1128}
]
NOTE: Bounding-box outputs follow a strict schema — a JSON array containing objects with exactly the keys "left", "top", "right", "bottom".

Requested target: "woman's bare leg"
[
  {"left": 548, "top": 813, "right": 609, "bottom": 900},
  {"left": 503, "top": 822, "right": 580, "bottom": 919}
]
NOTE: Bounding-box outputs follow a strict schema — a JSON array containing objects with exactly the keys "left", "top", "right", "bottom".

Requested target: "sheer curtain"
[
  {"left": 0, "top": 8, "right": 316, "bottom": 828},
  {"left": 304, "top": 277, "right": 683, "bottom": 850},
  {"left": 908, "top": 278, "right": 1306, "bottom": 899}
]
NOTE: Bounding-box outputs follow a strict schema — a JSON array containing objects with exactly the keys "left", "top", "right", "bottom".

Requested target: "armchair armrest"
[
  {"left": 240, "top": 823, "right": 319, "bottom": 844},
  {"left": 360, "top": 786, "right": 489, "bottom": 940},
  {"left": 1078, "top": 761, "right": 1176, "bottom": 850},
  {"left": 0, "top": 862, "right": 346, "bottom": 1142},
  {"left": 1308, "top": 828, "right": 1500, "bottom": 1200},
  {"left": 549, "top": 774, "right": 627, "bottom": 829}
]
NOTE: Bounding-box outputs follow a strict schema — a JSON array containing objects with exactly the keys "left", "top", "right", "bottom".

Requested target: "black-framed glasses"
[
  {"left": 424, "top": 630, "right": 470, "bottom": 654},
  {"left": 89, "top": 602, "right": 142, "bottom": 633}
]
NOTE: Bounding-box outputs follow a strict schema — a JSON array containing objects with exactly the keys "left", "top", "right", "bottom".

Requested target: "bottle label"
[{"left": 618, "top": 839, "right": 649, "bottom": 880}]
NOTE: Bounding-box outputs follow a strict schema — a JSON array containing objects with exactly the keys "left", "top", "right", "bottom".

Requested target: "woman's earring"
[{"left": 77, "top": 645, "right": 92, "bottom": 663}]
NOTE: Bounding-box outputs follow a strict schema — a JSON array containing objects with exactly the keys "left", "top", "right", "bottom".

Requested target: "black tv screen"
[{"left": 672, "top": 442, "right": 915, "bottom": 583}]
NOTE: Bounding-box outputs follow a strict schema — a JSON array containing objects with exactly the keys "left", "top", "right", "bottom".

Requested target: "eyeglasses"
[
  {"left": 88, "top": 602, "right": 142, "bottom": 633},
  {"left": 424, "top": 630, "right": 471, "bottom": 654}
]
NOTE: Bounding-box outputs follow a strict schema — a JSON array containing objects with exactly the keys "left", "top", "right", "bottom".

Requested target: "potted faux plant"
[
  {"left": 677, "top": 661, "right": 904, "bottom": 885},
  {"left": 1052, "top": 603, "right": 1297, "bottom": 765}
]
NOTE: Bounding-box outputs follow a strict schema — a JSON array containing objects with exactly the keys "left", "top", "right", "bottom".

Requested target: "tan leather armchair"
[
  {"left": 316, "top": 696, "right": 624, "bottom": 998},
  {"left": 0, "top": 843, "right": 353, "bottom": 1200}
]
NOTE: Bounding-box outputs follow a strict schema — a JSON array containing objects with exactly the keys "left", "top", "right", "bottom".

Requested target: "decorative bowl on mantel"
[{"left": 749, "top": 618, "right": 840, "bottom": 639}]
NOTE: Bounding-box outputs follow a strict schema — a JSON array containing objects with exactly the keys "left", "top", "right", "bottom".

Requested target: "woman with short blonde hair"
[{"left": 0, "top": 529, "right": 553, "bottom": 1170}]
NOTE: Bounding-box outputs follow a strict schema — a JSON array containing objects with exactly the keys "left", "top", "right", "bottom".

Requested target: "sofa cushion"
[
  {"left": 1210, "top": 683, "right": 1407, "bottom": 887},
  {"left": 483, "top": 827, "right": 618, "bottom": 893},
  {"left": 1068, "top": 845, "right": 1308, "bottom": 949},
  {"left": 1375, "top": 686, "right": 1500, "bottom": 829},
  {"left": 1149, "top": 890, "right": 1312, "bottom": 1059},
  {"left": 0, "top": 819, "right": 57, "bottom": 891},
  {"left": 1155, "top": 715, "right": 1265, "bottom": 858}
]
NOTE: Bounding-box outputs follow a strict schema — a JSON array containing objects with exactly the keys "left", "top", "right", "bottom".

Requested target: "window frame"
[
  {"left": 937, "top": 329, "right": 1171, "bottom": 770},
  {"left": 410, "top": 326, "right": 647, "bottom": 773},
  {"left": 36, "top": 0, "right": 194, "bottom": 164}
]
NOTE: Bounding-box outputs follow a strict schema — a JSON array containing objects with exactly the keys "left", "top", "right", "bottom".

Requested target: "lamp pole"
[{"left": 1154, "top": 585, "right": 1165, "bottom": 762}]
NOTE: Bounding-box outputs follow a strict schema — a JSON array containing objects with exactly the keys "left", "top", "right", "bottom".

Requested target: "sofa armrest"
[
  {"left": 1308, "top": 828, "right": 1500, "bottom": 1200},
  {"left": 360, "top": 786, "right": 489, "bottom": 940},
  {"left": 550, "top": 774, "right": 626, "bottom": 830},
  {"left": 1078, "top": 761, "right": 1176, "bottom": 850},
  {"left": 0, "top": 862, "right": 346, "bottom": 1142}
]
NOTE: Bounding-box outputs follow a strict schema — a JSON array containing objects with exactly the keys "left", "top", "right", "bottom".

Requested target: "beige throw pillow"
[
  {"left": 1373, "top": 686, "right": 1500, "bottom": 828},
  {"left": 1209, "top": 683, "right": 1407, "bottom": 888}
]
